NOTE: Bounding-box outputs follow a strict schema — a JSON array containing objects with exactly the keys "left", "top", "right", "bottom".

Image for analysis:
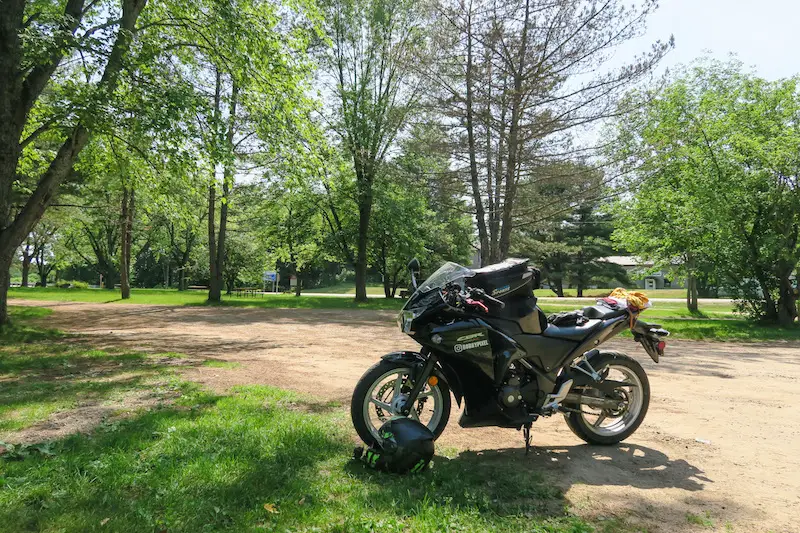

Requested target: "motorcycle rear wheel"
[
  {"left": 563, "top": 351, "right": 650, "bottom": 445},
  {"left": 351, "top": 359, "right": 451, "bottom": 446}
]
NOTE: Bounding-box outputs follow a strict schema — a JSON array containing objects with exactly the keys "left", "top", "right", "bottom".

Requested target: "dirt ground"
[{"left": 12, "top": 300, "right": 800, "bottom": 533}]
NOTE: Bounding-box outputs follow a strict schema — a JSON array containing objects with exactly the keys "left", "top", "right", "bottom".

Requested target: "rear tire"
[
  {"left": 351, "top": 359, "right": 451, "bottom": 446},
  {"left": 563, "top": 351, "right": 650, "bottom": 445}
]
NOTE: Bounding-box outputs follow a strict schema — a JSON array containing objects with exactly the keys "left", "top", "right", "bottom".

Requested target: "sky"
[{"left": 624, "top": 0, "right": 800, "bottom": 80}]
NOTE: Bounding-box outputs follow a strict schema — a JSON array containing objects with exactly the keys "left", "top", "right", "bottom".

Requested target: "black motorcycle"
[{"left": 351, "top": 258, "right": 669, "bottom": 449}]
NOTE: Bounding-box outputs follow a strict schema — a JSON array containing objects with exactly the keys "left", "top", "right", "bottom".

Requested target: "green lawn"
[
  {"left": 8, "top": 287, "right": 800, "bottom": 342},
  {"left": 540, "top": 288, "right": 690, "bottom": 299},
  {"left": 7, "top": 286, "right": 406, "bottom": 311},
  {"left": 304, "top": 282, "right": 388, "bottom": 295},
  {"left": 0, "top": 310, "right": 636, "bottom": 533}
]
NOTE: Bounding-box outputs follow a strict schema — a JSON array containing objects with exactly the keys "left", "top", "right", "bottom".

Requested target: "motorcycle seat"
[
  {"left": 542, "top": 319, "right": 602, "bottom": 341},
  {"left": 582, "top": 305, "right": 628, "bottom": 320}
]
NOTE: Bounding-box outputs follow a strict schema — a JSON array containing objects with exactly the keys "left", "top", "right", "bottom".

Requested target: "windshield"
[{"left": 402, "top": 262, "right": 474, "bottom": 311}]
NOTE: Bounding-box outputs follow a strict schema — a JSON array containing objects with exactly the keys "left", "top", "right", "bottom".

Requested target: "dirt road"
[{"left": 14, "top": 300, "right": 800, "bottom": 533}]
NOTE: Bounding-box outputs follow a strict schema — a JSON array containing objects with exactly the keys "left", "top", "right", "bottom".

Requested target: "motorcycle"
[{"left": 351, "top": 258, "right": 670, "bottom": 449}]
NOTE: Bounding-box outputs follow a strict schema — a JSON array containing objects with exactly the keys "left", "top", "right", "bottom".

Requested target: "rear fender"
[
  {"left": 632, "top": 320, "right": 670, "bottom": 363},
  {"left": 380, "top": 351, "right": 463, "bottom": 407}
]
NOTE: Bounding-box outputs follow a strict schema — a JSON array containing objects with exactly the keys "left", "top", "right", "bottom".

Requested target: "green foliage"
[
  {"left": 514, "top": 166, "right": 626, "bottom": 296},
  {"left": 610, "top": 59, "right": 800, "bottom": 325},
  {"left": 54, "top": 280, "right": 89, "bottom": 289}
]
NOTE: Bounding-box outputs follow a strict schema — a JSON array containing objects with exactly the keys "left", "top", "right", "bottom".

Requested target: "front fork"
[{"left": 399, "top": 348, "right": 438, "bottom": 416}]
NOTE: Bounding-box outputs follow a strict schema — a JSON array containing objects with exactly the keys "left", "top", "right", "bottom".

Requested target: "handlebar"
[
  {"left": 441, "top": 283, "right": 506, "bottom": 312},
  {"left": 467, "top": 287, "right": 506, "bottom": 310}
]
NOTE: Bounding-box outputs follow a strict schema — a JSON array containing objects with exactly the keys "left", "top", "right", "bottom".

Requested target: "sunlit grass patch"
[{"left": 0, "top": 384, "right": 616, "bottom": 533}]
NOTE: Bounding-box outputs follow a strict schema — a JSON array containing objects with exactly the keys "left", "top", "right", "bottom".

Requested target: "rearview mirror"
[{"left": 408, "top": 258, "right": 420, "bottom": 290}]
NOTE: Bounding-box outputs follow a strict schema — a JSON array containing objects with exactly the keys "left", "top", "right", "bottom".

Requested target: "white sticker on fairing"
[
  {"left": 454, "top": 340, "right": 490, "bottom": 352},
  {"left": 457, "top": 332, "right": 484, "bottom": 342}
]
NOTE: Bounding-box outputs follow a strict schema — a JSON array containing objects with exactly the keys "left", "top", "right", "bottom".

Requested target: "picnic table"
[{"left": 231, "top": 287, "right": 264, "bottom": 298}]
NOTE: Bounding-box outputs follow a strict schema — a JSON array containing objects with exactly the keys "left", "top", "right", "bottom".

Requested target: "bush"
[{"left": 55, "top": 280, "right": 90, "bottom": 289}]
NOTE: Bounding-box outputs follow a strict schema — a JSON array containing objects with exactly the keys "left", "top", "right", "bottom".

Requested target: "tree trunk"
[
  {"left": 577, "top": 284, "right": 583, "bottom": 298},
  {"left": 0, "top": 0, "right": 147, "bottom": 325},
  {"left": 688, "top": 275, "right": 698, "bottom": 313},
  {"left": 685, "top": 254, "right": 698, "bottom": 313},
  {"left": 383, "top": 275, "right": 391, "bottom": 298},
  {"left": 464, "top": 10, "right": 490, "bottom": 266},
  {"left": 119, "top": 187, "right": 133, "bottom": 299},
  {"left": 294, "top": 271, "right": 302, "bottom": 297},
  {"left": 0, "top": 250, "right": 11, "bottom": 326},
  {"left": 686, "top": 273, "right": 699, "bottom": 313},
  {"left": 796, "top": 266, "right": 800, "bottom": 321},
  {"left": 354, "top": 182, "right": 372, "bottom": 302},
  {"left": 21, "top": 253, "right": 30, "bottom": 287},
  {"left": 552, "top": 279, "right": 564, "bottom": 298},
  {"left": 211, "top": 173, "right": 229, "bottom": 301},
  {"left": 207, "top": 185, "right": 218, "bottom": 300},
  {"left": 226, "top": 277, "right": 233, "bottom": 295},
  {"left": 208, "top": 78, "right": 237, "bottom": 303},
  {"left": 498, "top": 0, "right": 530, "bottom": 259},
  {"left": 101, "top": 267, "right": 116, "bottom": 290},
  {"left": 777, "top": 270, "right": 797, "bottom": 327}
]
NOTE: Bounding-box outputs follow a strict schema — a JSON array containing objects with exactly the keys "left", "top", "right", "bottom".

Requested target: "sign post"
[{"left": 263, "top": 271, "right": 278, "bottom": 293}]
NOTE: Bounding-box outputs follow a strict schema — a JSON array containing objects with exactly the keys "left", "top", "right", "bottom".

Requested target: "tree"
[
  {"left": 321, "top": 0, "right": 427, "bottom": 300},
  {"left": 18, "top": 218, "right": 58, "bottom": 287},
  {"left": 425, "top": 0, "right": 672, "bottom": 264},
  {"left": 369, "top": 176, "right": 429, "bottom": 297},
  {"left": 611, "top": 59, "right": 800, "bottom": 325},
  {"left": 513, "top": 162, "right": 624, "bottom": 296},
  {"left": 563, "top": 204, "right": 627, "bottom": 297},
  {"left": 151, "top": 0, "right": 318, "bottom": 302},
  {"left": 0, "top": 0, "right": 148, "bottom": 324}
]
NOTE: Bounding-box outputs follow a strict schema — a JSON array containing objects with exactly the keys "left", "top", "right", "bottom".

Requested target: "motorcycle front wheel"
[{"left": 351, "top": 359, "right": 451, "bottom": 446}]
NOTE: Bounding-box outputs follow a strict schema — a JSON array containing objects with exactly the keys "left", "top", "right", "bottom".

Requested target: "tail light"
[{"left": 657, "top": 341, "right": 666, "bottom": 354}]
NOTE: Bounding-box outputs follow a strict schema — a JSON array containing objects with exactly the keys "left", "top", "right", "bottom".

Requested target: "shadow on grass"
[
  {"left": 0, "top": 310, "right": 207, "bottom": 437},
  {"left": 0, "top": 385, "right": 603, "bottom": 533}
]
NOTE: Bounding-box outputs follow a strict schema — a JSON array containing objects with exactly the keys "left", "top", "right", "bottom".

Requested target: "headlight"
[{"left": 398, "top": 310, "right": 416, "bottom": 333}]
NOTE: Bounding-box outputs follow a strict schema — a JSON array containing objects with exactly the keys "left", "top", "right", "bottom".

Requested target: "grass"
[
  {"left": 543, "top": 288, "right": 689, "bottom": 299},
  {"left": 9, "top": 287, "right": 800, "bottom": 342},
  {"left": 305, "top": 282, "right": 388, "bottom": 295},
  {"left": 0, "top": 307, "right": 200, "bottom": 436},
  {"left": 0, "top": 385, "right": 616, "bottom": 533},
  {"left": 0, "top": 312, "right": 641, "bottom": 533},
  {"left": 686, "top": 512, "right": 715, "bottom": 527},
  {"left": 8, "top": 286, "right": 406, "bottom": 311}
]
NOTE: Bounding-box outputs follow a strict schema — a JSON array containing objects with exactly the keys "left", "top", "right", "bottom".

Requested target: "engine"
[
  {"left": 499, "top": 376, "right": 522, "bottom": 407},
  {"left": 497, "top": 364, "right": 538, "bottom": 410}
]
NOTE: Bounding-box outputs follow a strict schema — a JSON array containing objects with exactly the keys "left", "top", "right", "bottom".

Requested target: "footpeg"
[{"left": 541, "top": 379, "right": 573, "bottom": 413}]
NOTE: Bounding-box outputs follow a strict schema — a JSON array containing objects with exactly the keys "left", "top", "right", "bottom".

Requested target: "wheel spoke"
[
  {"left": 393, "top": 375, "right": 404, "bottom": 397},
  {"left": 369, "top": 398, "right": 392, "bottom": 412},
  {"left": 418, "top": 390, "right": 433, "bottom": 398},
  {"left": 593, "top": 413, "right": 607, "bottom": 428}
]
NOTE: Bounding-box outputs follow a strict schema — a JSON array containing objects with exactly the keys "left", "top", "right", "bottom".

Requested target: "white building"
[{"left": 601, "top": 256, "right": 685, "bottom": 290}]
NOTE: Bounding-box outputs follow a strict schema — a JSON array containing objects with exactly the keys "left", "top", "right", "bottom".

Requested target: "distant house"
[{"left": 601, "top": 256, "right": 685, "bottom": 290}]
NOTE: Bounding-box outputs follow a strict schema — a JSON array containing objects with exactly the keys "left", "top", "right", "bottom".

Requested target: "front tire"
[
  {"left": 563, "top": 351, "right": 650, "bottom": 445},
  {"left": 351, "top": 359, "right": 451, "bottom": 446}
]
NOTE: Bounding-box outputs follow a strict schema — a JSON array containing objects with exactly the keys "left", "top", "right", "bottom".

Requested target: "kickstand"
[{"left": 523, "top": 422, "right": 532, "bottom": 456}]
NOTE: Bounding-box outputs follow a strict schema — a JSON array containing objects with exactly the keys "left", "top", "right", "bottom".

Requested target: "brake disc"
[{"left": 373, "top": 378, "right": 424, "bottom": 418}]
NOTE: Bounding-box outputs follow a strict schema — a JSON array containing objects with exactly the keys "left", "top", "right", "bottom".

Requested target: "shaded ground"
[{"left": 10, "top": 299, "right": 800, "bottom": 533}]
